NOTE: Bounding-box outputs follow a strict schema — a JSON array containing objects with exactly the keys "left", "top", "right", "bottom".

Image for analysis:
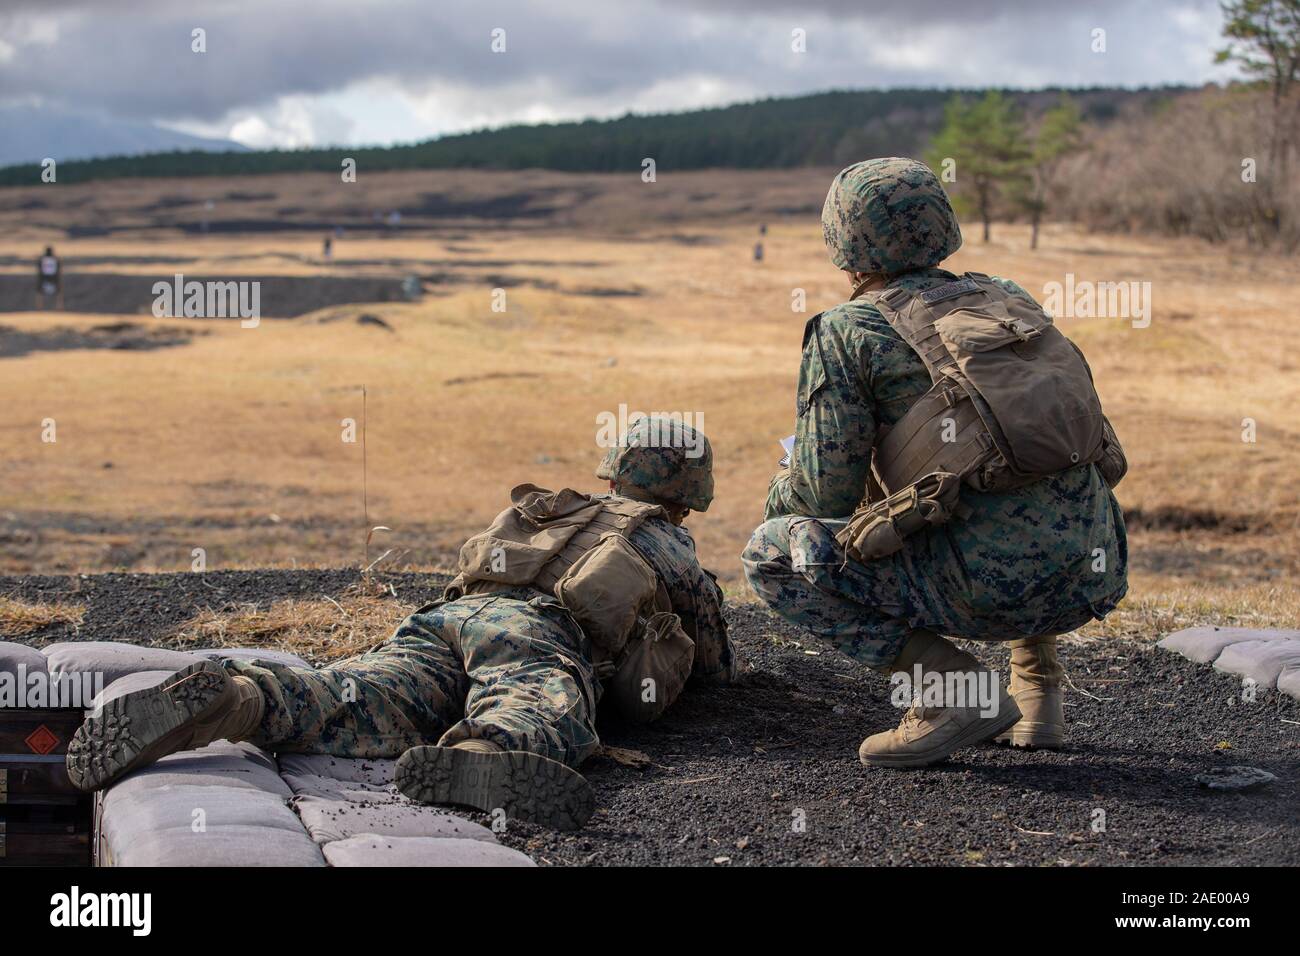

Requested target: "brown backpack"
[
  {"left": 838, "top": 273, "right": 1127, "bottom": 563},
  {"left": 450, "top": 484, "right": 696, "bottom": 723}
]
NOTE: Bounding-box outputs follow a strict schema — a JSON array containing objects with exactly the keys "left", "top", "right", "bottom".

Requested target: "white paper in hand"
[{"left": 778, "top": 434, "right": 796, "bottom": 468}]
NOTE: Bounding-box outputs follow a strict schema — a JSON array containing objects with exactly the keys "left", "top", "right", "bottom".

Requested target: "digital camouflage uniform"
[
  {"left": 743, "top": 158, "right": 1128, "bottom": 668},
  {"left": 224, "top": 420, "right": 734, "bottom": 768}
]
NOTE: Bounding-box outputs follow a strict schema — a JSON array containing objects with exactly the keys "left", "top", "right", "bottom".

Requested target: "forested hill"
[{"left": 0, "top": 86, "right": 1186, "bottom": 186}]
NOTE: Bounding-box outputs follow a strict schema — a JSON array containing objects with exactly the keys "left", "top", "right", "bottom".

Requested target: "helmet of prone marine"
[{"left": 596, "top": 415, "right": 714, "bottom": 512}]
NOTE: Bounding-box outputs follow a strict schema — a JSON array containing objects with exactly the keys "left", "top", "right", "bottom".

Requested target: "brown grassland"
[{"left": 0, "top": 168, "right": 1296, "bottom": 642}]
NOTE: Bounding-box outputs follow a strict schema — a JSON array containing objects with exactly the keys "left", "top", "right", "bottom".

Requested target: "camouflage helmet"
[
  {"left": 595, "top": 415, "right": 714, "bottom": 512},
  {"left": 822, "top": 157, "right": 962, "bottom": 275}
]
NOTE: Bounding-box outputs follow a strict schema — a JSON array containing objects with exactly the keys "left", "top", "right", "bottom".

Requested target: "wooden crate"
[
  {"left": 0, "top": 708, "right": 84, "bottom": 758},
  {"left": 0, "top": 804, "right": 93, "bottom": 866},
  {"left": 0, "top": 708, "right": 82, "bottom": 802},
  {"left": 0, "top": 708, "right": 93, "bottom": 865}
]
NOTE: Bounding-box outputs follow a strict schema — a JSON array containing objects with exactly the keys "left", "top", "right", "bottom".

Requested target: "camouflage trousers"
[
  {"left": 220, "top": 589, "right": 601, "bottom": 767},
  {"left": 742, "top": 517, "right": 914, "bottom": 667},
  {"left": 742, "top": 516, "right": 1112, "bottom": 668}
]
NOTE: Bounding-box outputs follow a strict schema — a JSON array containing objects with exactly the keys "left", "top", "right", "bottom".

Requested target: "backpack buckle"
[
  {"left": 1001, "top": 318, "right": 1041, "bottom": 342},
  {"left": 879, "top": 287, "right": 910, "bottom": 308}
]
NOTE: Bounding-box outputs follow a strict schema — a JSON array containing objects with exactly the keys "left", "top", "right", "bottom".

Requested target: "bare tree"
[{"left": 1216, "top": 0, "right": 1300, "bottom": 232}]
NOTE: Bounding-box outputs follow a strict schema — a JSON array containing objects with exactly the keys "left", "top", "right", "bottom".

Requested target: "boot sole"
[
  {"left": 66, "top": 661, "right": 230, "bottom": 792},
  {"left": 861, "top": 700, "right": 1023, "bottom": 769},
  {"left": 395, "top": 746, "right": 595, "bottom": 832},
  {"left": 994, "top": 720, "right": 1065, "bottom": 750}
]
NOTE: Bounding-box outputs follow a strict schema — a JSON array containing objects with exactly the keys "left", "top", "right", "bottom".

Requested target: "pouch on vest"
[
  {"left": 941, "top": 305, "right": 1102, "bottom": 478},
  {"left": 868, "top": 276, "right": 1107, "bottom": 497},
  {"left": 552, "top": 532, "right": 659, "bottom": 659},
  {"left": 1069, "top": 341, "right": 1128, "bottom": 490},
  {"left": 836, "top": 471, "right": 965, "bottom": 563},
  {"left": 457, "top": 487, "right": 602, "bottom": 588},
  {"left": 1096, "top": 415, "right": 1127, "bottom": 488},
  {"left": 607, "top": 611, "right": 695, "bottom": 724}
]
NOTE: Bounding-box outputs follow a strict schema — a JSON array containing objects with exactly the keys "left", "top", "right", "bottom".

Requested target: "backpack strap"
[
  {"left": 872, "top": 388, "right": 993, "bottom": 494},
  {"left": 861, "top": 274, "right": 988, "bottom": 385},
  {"left": 860, "top": 273, "right": 1003, "bottom": 495},
  {"left": 532, "top": 497, "right": 663, "bottom": 594}
]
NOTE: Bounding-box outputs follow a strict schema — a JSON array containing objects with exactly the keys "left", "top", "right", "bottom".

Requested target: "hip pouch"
[
  {"left": 606, "top": 610, "right": 695, "bottom": 725},
  {"left": 836, "top": 470, "right": 966, "bottom": 563},
  {"left": 553, "top": 534, "right": 695, "bottom": 723}
]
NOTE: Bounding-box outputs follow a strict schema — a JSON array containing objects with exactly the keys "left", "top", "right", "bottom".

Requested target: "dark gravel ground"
[
  {"left": 0, "top": 274, "right": 413, "bottom": 318},
  {"left": 3, "top": 569, "right": 1297, "bottom": 867}
]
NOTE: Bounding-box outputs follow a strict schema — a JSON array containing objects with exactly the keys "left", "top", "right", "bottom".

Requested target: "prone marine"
[{"left": 67, "top": 416, "right": 735, "bottom": 830}]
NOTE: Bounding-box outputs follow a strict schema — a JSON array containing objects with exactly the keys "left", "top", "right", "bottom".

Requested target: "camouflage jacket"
[
  {"left": 621, "top": 504, "right": 736, "bottom": 685},
  {"left": 766, "top": 268, "right": 1128, "bottom": 626},
  {"left": 449, "top": 491, "right": 736, "bottom": 686}
]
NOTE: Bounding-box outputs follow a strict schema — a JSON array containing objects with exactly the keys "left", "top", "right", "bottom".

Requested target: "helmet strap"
[
  {"left": 850, "top": 272, "right": 890, "bottom": 300},
  {"left": 612, "top": 482, "right": 689, "bottom": 525}
]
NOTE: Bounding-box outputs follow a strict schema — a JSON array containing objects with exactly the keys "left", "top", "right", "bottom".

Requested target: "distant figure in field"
[
  {"left": 36, "top": 246, "right": 62, "bottom": 310},
  {"left": 753, "top": 241, "right": 764, "bottom": 262},
  {"left": 322, "top": 235, "right": 333, "bottom": 261}
]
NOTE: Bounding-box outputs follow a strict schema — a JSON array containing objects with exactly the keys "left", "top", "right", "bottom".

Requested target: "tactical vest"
[
  {"left": 837, "top": 273, "right": 1127, "bottom": 564},
  {"left": 450, "top": 484, "right": 695, "bottom": 723}
]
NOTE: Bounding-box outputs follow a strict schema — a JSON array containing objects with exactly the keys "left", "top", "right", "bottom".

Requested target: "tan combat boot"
[
  {"left": 994, "top": 634, "right": 1065, "bottom": 749},
  {"left": 67, "top": 660, "right": 265, "bottom": 792},
  {"left": 396, "top": 739, "right": 596, "bottom": 831},
  {"left": 859, "top": 630, "right": 1021, "bottom": 768}
]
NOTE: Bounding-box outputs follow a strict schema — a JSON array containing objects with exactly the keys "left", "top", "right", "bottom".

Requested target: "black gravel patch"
[
  {"left": 0, "top": 274, "right": 415, "bottom": 317},
  {"left": 1124, "top": 506, "right": 1256, "bottom": 534},
  {"left": 0, "top": 569, "right": 443, "bottom": 648},
  {"left": 2, "top": 570, "right": 1296, "bottom": 866},
  {"left": 570, "top": 285, "right": 643, "bottom": 297},
  {"left": 0, "top": 321, "right": 199, "bottom": 358},
  {"left": 0, "top": 510, "right": 465, "bottom": 577},
  {"left": 408, "top": 190, "right": 557, "bottom": 220}
]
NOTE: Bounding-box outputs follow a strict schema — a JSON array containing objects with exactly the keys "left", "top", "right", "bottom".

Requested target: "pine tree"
[
  {"left": 927, "top": 92, "right": 1031, "bottom": 243},
  {"left": 1012, "top": 95, "right": 1084, "bottom": 250}
]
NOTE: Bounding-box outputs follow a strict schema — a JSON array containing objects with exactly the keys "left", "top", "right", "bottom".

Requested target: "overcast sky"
[{"left": 0, "top": 0, "right": 1237, "bottom": 148}]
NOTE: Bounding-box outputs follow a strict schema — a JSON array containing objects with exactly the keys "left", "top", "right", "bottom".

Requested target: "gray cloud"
[{"left": 0, "top": 0, "right": 1232, "bottom": 145}]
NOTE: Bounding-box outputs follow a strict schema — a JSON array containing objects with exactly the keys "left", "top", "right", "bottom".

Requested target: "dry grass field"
[{"left": 0, "top": 168, "right": 1296, "bottom": 639}]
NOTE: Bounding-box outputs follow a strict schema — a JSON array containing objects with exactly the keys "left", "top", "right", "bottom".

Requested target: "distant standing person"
[
  {"left": 36, "top": 246, "right": 62, "bottom": 310},
  {"left": 322, "top": 235, "right": 333, "bottom": 261}
]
